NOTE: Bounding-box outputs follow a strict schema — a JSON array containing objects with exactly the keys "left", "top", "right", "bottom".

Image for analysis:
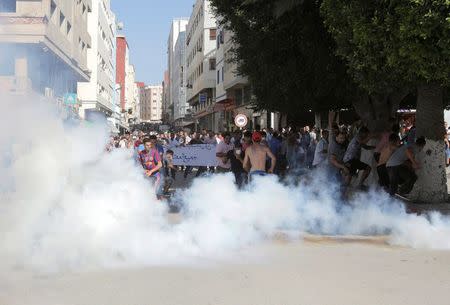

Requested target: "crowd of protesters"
[{"left": 106, "top": 118, "right": 448, "bottom": 200}]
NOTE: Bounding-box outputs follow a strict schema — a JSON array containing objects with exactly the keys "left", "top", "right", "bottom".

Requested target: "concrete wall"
[{"left": 0, "top": 0, "right": 92, "bottom": 96}]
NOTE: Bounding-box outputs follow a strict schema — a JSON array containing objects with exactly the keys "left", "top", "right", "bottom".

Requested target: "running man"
[
  {"left": 243, "top": 131, "right": 277, "bottom": 181},
  {"left": 139, "top": 136, "right": 163, "bottom": 199}
]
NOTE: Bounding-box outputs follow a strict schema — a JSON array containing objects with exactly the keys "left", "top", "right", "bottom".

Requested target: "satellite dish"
[{"left": 117, "top": 22, "right": 124, "bottom": 30}]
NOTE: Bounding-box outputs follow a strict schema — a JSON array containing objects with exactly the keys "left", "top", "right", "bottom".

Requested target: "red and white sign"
[{"left": 234, "top": 114, "right": 248, "bottom": 128}]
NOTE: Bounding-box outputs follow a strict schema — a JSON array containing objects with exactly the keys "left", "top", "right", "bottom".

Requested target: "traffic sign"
[{"left": 234, "top": 114, "right": 248, "bottom": 128}]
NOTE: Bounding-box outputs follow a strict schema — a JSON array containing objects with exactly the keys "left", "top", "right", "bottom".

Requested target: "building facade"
[
  {"left": 125, "top": 63, "right": 138, "bottom": 124},
  {"left": 185, "top": 0, "right": 217, "bottom": 131},
  {"left": 135, "top": 81, "right": 145, "bottom": 122},
  {"left": 215, "top": 26, "right": 280, "bottom": 131},
  {"left": 140, "top": 85, "right": 163, "bottom": 123},
  {"left": 166, "top": 18, "right": 189, "bottom": 123},
  {"left": 116, "top": 34, "right": 139, "bottom": 128},
  {"left": 115, "top": 35, "right": 128, "bottom": 111},
  {"left": 162, "top": 70, "right": 169, "bottom": 123},
  {"left": 77, "top": 0, "right": 116, "bottom": 119},
  {"left": 0, "top": 0, "right": 91, "bottom": 100},
  {"left": 173, "top": 31, "right": 192, "bottom": 127}
]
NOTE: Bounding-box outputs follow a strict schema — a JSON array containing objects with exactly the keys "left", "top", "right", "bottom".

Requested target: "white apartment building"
[
  {"left": 185, "top": 0, "right": 217, "bottom": 131},
  {"left": 77, "top": 0, "right": 116, "bottom": 119},
  {"left": 173, "top": 31, "right": 192, "bottom": 127},
  {"left": 166, "top": 18, "right": 188, "bottom": 123},
  {"left": 0, "top": 0, "right": 91, "bottom": 99},
  {"left": 125, "top": 63, "right": 138, "bottom": 124},
  {"left": 134, "top": 82, "right": 142, "bottom": 123}
]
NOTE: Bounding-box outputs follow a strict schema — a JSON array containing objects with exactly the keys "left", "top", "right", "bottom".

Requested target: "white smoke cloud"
[{"left": 1, "top": 93, "right": 450, "bottom": 274}]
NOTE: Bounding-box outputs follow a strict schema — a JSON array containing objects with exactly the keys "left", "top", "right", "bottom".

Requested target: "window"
[
  {"left": 209, "top": 58, "right": 216, "bottom": 71},
  {"left": 222, "top": 67, "right": 224, "bottom": 82},
  {"left": 217, "top": 70, "right": 220, "bottom": 84},
  {"left": 50, "top": 0, "right": 57, "bottom": 16},
  {"left": 0, "top": 0, "right": 16, "bottom": 12},
  {"left": 60, "top": 12, "right": 65, "bottom": 28},
  {"left": 209, "top": 29, "right": 217, "bottom": 40},
  {"left": 67, "top": 22, "right": 72, "bottom": 35}
]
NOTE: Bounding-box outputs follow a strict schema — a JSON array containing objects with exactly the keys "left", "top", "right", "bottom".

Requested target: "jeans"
[
  {"left": 376, "top": 164, "right": 389, "bottom": 188},
  {"left": 147, "top": 172, "right": 164, "bottom": 197},
  {"left": 249, "top": 170, "right": 267, "bottom": 182},
  {"left": 233, "top": 171, "right": 248, "bottom": 188},
  {"left": 387, "top": 164, "right": 417, "bottom": 196}
]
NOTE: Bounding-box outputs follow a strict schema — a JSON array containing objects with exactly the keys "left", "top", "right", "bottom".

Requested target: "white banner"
[{"left": 170, "top": 144, "right": 219, "bottom": 166}]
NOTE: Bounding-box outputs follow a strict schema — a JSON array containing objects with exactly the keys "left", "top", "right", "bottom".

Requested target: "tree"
[
  {"left": 209, "top": 0, "right": 356, "bottom": 119},
  {"left": 321, "top": 0, "right": 450, "bottom": 202}
]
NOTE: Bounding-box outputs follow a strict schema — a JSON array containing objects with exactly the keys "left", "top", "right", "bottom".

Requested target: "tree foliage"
[
  {"left": 209, "top": 0, "right": 356, "bottom": 117},
  {"left": 321, "top": 0, "right": 450, "bottom": 95}
]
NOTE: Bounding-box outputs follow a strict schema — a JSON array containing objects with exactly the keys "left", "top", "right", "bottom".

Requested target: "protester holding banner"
[{"left": 216, "top": 132, "right": 234, "bottom": 173}]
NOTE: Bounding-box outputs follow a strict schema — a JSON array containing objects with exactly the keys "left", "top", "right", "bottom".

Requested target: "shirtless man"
[{"left": 243, "top": 131, "right": 277, "bottom": 180}]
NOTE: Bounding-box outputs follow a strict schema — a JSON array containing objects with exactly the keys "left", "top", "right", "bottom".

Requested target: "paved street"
[{"left": 2, "top": 238, "right": 450, "bottom": 305}]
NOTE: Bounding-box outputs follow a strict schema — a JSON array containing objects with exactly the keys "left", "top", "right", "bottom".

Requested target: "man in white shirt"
[
  {"left": 313, "top": 129, "right": 329, "bottom": 168},
  {"left": 216, "top": 132, "right": 234, "bottom": 173},
  {"left": 166, "top": 132, "right": 179, "bottom": 149}
]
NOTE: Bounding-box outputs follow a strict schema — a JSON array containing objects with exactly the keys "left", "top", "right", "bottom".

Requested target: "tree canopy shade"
[
  {"left": 209, "top": 0, "right": 356, "bottom": 117},
  {"left": 322, "top": 0, "right": 450, "bottom": 201},
  {"left": 321, "top": 0, "right": 450, "bottom": 96}
]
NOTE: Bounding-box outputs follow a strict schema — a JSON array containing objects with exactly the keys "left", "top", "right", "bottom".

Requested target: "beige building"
[
  {"left": 185, "top": 0, "right": 217, "bottom": 131},
  {"left": 215, "top": 25, "right": 280, "bottom": 131},
  {"left": 0, "top": 0, "right": 91, "bottom": 99},
  {"left": 140, "top": 85, "right": 163, "bottom": 123}
]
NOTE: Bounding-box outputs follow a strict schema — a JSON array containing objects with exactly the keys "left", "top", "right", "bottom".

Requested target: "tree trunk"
[
  {"left": 352, "top": 90, "right": 408, "bottom": 132},
  {"left": 411, "top": 83, "right": 447, "bottom": 203},
  {"left": 314, "top": 112, "right": 322, "bottom": 129}
]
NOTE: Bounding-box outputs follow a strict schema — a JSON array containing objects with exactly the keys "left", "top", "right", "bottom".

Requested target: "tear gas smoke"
[{"left": 1, "top": 94, "right": 450, "bottom": 273}]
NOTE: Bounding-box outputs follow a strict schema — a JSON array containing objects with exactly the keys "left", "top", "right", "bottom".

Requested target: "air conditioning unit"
[{"left": 44, "top": 87, "right": 53, "bottom": 98}]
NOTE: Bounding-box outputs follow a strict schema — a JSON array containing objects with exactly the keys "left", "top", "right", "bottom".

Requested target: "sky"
[{"left": 111, "top": 0, "right": 194, "bottom": 85}]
